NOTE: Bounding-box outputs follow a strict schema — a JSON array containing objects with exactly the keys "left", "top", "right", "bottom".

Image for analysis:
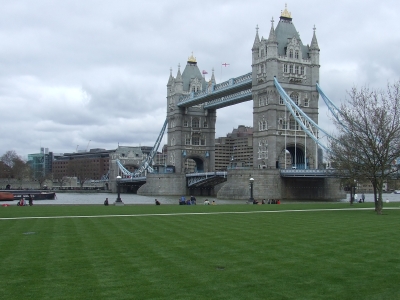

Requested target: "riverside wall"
[
  {"left": 217, "top": 169, "right": 346, "bottom": 201},
  {"left": 137, "top": 173, "right": 187, "bottom": 196}
]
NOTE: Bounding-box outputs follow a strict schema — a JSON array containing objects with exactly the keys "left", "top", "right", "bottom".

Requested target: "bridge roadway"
[
  {"left": 177, "top": 72, "right": 252, "bottom": 109},
  {"left": 118, "top": 169, "right": 337, "bottom": 187}
]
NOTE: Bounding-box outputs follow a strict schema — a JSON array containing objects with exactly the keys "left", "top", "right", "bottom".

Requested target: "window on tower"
[
  {"left": 291, "top": 92, "right": 299, "bottom": 106},
  {"left": 192, "top": 137, "right": 200, "bottom": 145},
  {"left": 295, "top": 50, "right": 299, "bottom": 59},
  {"left": 289, "top": 49, "right": 293, "bottom": 58},
  {"left": 192, "top": 118, "right": 199, "bottom": 128},
  {"left": 283, "top": 64, "right": 288, "bottom": 73},
  {"left": 289, "top": 65, "right": 293, "bottom": 73}
]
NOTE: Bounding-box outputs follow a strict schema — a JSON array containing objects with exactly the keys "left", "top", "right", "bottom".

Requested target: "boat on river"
[
  {"left": 0, "top": 190, "right": 56, "bottom": 201},
  {"left": 394, "top": 190, "right": 400, "bottom": 194}
]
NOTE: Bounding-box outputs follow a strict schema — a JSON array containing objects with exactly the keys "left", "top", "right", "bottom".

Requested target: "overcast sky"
[{"left": 1, "top": 0, "right": 399, "bottom": 159}]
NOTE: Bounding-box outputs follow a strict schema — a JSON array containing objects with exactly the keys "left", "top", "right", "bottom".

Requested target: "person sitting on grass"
[
  {"left": 204, "top": 199, "right": 210, "bottom": 205},
  {"left": 155, "top": 199, "right": 161, "bottom": 205},
  {"left": 104, "top": 198, "right": 109, "bottom": 206}
]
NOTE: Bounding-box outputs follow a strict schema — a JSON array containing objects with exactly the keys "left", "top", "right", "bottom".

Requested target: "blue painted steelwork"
[
  {"left": 280, "top": 169, "right": 337, "bottom": 177},
  {"left": 186, "top": 171, "right": 227, "bottom": 187},
  {"left": 316, "top": 83, "right": 348, "bottom": 131},
  {"left": 274, "top": 77, "right": 333, "bottom": 152},
  {"left": 116, "top": 118, "right": 168, "bottom": 177},
  {"left": 178, "top": 72, "right": 252, "bottom": 108},
  {"left": 119, "top": 176, "right": 146, "bottom": 183},
  {"left": 203, "top": 89, "right": 252, "bottom": 110}
]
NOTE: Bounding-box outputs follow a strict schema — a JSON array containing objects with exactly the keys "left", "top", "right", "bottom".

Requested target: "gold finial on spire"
[
  {"left": 188, "top": 52, "right": 196, "bottom": 63},
  {"left": 281, "top": 3, "right": 292, "bottom": 18}
]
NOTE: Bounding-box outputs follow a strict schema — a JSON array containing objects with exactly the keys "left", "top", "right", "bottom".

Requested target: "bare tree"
[
  {"left": 67, "top": 158, "right": 94, "bottom": 189},
  {"left": 35, "top": 171, "right": 53, "bottom": 189},
  {"left": 12, "top": 157, "right": 31, "bottom": 188},
  {"left": 329, "top": 81, "right": 400, "bottom": 214},
  {"left": 0, "top": 161, "right": 12, "bottom": 179},
  {"left": 53, "top": 173, "right": 69, "bottom": 188},
  {"left": 1, "top": 150, "right": 19, "bottom": 168}
]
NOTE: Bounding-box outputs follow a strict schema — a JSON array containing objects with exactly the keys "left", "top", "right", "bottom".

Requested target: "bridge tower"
[
  {"left": 251, "top": 5, "right": 321, "bottom": 170},
  {"left": 166, "top": 54, "right": 217, "bottom": 174}
]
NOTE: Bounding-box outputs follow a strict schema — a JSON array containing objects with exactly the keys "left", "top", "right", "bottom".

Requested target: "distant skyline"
[{"left": 1, "top": 1, "right": 399, "bottom": 159}]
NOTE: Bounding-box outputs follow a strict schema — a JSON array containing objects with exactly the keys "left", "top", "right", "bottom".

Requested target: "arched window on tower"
[
  {"left": 295, "top": 50, "right": 299, "bottom": 59},
  {"left": 291, "top": 92, "right": 299, "bottom": 106},
  {"left": 192, "top": 137, "right": 200, "bottom": 145},
  {"left": 289, "top": 49, "right": 293, "bottom": 58},
  {"left": 283, "top": 64, "right": 288, "bottom": 73},
  {"left": 295, "top": 65, "right": 299, "bottom": 74},
  {"left": 192, "top": 118, "right": 199, "bottom": 128}
]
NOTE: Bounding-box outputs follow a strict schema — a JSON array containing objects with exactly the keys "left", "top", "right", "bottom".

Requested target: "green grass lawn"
[{"left": 1, "top": 203, "right": 400, "bottom": 299}]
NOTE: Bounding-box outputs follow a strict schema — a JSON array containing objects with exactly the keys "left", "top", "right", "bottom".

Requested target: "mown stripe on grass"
[{"left": 0, "top": 206, "right": 398, "bottom": 221}]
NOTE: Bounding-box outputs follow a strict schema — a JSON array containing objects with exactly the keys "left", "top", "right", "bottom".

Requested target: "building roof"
[
  {"left": 274, "top": 10, "right": 309, "bottom": 58},
  {"left": 181, "top": 58, "right": 207, "bottom": 92}
]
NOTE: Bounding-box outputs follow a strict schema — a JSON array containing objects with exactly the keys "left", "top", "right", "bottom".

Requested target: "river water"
[{"left": 1, "top": 192, "right": 400, "bottom": 206}]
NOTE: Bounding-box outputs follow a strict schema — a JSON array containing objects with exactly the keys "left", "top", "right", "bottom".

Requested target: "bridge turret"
[
  {"left": 167, "top": 68, "right": 175, "bottom": 97},
  {"left": 309, "top": 26, "right": 320, "bottom": 86},
  {"left": 251, "top": 4, "right": 320, "bottom": 171},
  {"left": 266, "top": 17, "right": 278, "bottom": 58},
  {"left": 175, "top": 64, "right": 183, "bottom": 93},
  {"left": 166, "top": 54, "right": 216, "bottom": 175},
  {"left": 252, "top": 25, "right": 260, "bottom": 85}
]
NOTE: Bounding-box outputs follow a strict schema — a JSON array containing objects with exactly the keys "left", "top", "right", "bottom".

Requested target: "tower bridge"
[{"left": 114, "top": 5, "right": 345, "bottom": 201}]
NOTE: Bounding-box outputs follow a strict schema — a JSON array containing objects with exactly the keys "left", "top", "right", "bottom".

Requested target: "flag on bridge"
[
  {"left": 202, "top": 70, "right": 208, "bottom": 74},
  {"left": 222, "top": 63, "right": 230, "bottom": 67}
]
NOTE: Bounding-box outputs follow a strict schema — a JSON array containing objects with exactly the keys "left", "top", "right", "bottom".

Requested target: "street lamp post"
[
  {"left": 249, "top": 177, "right": 254, "bottom": 202},
  {"left": 114, "top": 175, "right": 124, "bottom": 205}
]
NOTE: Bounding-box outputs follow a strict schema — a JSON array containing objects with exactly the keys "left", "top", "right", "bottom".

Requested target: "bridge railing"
[
  {"left": 179, "top": 72, "right": 252, "bottom": 103},
  {"left": 280, "top": 169, "right": 338, "bottom": 177}
]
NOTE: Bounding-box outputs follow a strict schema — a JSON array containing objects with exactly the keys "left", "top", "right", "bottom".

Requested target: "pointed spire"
[
  {"left": 175, "top": 63, "right": 182, "bottom": 82},
  {"left": 267, "top": 17, "right": 277, "bottom": 44},
  {"left": 211, "top": 68, "right": 216, "bottom": 84},
  {"left": 167, "top": 67, "right": 174, "bottom": 86},
  {"left": 310, "top": 25, "right": 320, "bottom": 50},
  {"left": 252, "top": 24, "right": 260, "bottom": 50}
]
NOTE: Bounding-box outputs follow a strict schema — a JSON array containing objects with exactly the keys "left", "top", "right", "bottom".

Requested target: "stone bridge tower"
[
  {"left": 251, "top": 5, "right": 321, "bottom": 170},
  {"left": 166, "top": 54, "right": 217, "bottom": 174}
]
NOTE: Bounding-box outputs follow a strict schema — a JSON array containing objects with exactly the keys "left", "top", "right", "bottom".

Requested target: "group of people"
[
  {"left": 18, "top": 194, "right": 33, "bottom": 206},
  {"left": 179, "top": 195, "right": 197, "bottom": 205},
  {"left": 203, "top": 199, "right": 216, "bottom": 205},
  {"left": 350, "top": 193, "right": 365, "bottom": 204},
  {"left": 252, "top": 199, "right": 280, "bottom": 205}
]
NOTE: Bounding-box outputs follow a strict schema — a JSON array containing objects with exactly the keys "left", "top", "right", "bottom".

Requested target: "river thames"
[{"left": 1, "top": 192, "right": 400, "bottom": 205}]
